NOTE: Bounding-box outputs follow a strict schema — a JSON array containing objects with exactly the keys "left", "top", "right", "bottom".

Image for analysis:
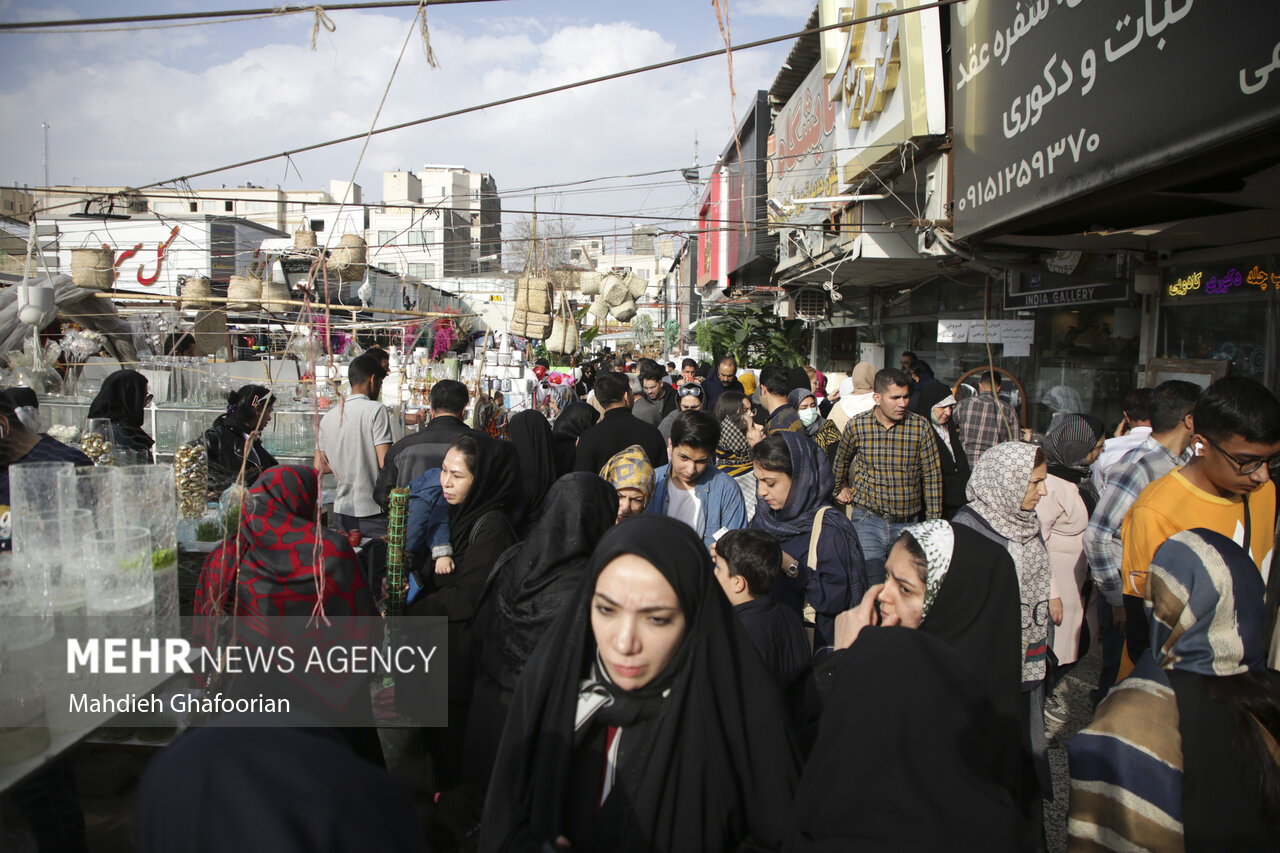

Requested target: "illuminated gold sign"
[{"left": 833, "top": 1, "right": 902, "bottom": 129}]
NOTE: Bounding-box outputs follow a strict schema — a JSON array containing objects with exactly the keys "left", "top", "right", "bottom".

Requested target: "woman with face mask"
[
  {"left": 908, "top": 382, "right": 971, "bottom": 519},
  {"left": 481, "top": 515, "right": 799, "bottom": 853},
  {"left": 788, "top": 388, "right": 842, "bottom": 465}
]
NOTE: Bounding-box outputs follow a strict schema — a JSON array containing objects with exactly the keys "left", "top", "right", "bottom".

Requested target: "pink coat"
[{"left": 1037, "top": 474, "right": 1090, "bottom": 665}]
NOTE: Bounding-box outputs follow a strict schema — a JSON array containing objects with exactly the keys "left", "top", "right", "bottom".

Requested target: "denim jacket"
[
  {"left": 647, "top": 463, "right": 748, "bottom": 547},
  {"left": 405, "top": 467, "right": 453, "bottom": 559}
]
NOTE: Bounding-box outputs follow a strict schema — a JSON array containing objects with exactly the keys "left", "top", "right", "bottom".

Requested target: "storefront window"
[{"left": 1158, "top": 258, "right": 1278, "bottom": 391}]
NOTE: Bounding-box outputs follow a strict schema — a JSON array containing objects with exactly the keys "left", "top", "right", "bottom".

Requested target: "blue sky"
[{"left": 0, "top": 0, "right": 815, "bottom": 237}]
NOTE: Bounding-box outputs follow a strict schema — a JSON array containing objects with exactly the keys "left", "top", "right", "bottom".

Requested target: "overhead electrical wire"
[
  {"left": 33, "top": 0, "right": 964, "bottom": 218},
  {"left": 0, "top": 0, "right": 506, "bottom": 33}
]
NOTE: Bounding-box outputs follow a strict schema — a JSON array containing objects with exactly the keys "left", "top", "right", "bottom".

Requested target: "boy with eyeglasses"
[{"left": 1119, "top": 376, "right": 1280, "bottom": 674}]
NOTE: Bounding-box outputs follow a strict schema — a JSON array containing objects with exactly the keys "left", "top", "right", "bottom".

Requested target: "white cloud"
[{"left": 1, "top": 10, "right": 785, "bottom": 237}]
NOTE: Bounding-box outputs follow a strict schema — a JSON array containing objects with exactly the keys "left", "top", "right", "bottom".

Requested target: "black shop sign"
[{"left": 1005, "top": 281, "right": 1129, "bottom": 310}]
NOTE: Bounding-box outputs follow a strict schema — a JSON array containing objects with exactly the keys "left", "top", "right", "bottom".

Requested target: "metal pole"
[{"left": 41, "top": 122, "right": 50, "bottom": 188}]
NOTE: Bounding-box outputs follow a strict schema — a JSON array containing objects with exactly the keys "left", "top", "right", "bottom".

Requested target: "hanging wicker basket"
[
  {"left": 261, "top": 282, "right": 292, "bottom": 311},
  {"left": 588, "top": 296, "right": 612, "bottom": 321},
  {"left": 602, "top": 274, "right": 630, "bottom": 307},
  {"left": 226, "top": 274, "right": 263, "bottom": 310},
  {"left": 179, "top": 276, "right": 213, "bottom": 310},
  {"left": 547, "top": 315, "right": 579, "bottom": 354},
  {"left": 326, "top": 235, "right": 367, "bottom": 283},
  {"left": 294, "top": 229, "right": 318, "bottom": 249},
  {"left": 70, "top": 247, "right": 116, "bottom": 290},
  {"left": 516, "top": 277, "right": 552, "bottom": 313},
  {"left": 626, "top": 270, "right": 649, "bottom": 299},
  {"left": 612, "top": 298, "right": 638, "bottom": 323},
  {"left": 579, "top": 271, "right": 603, "bottom": 296}
]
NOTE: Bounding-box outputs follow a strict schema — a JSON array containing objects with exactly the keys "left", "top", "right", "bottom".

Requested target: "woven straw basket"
[{"left": 70, "top": 247, "right": 116, "bottom": 290}]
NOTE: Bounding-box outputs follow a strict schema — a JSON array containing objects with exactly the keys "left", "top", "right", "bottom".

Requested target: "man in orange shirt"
[{"left": 1120, "top": 377, "right": 1280, "bottom": 676}]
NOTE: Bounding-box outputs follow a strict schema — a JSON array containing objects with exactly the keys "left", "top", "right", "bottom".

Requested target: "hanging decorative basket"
[
  {"left": 547, "top": 315, "right": 579, "bottom": 354},
  {"left": 226, "top": 274, "right": 263, "bottom": 310},
  {"left": 526, "top": 312, "right": 553, "bottom": 339},
  {"left": 516, "top": 277, "right": 552, "bottom": 313},
  {"left": 626, "top": 270, "right": 649, "bottom": 299},
  {"left": 326, "top": 234, "right": 367, "bottom": 283},
  {"left": 579, "top": 271, "right": 603, "bottom": 296},
  {"left": 261, "top": 282, "right": 292, "bottom": 311},
  {"left": 588, "top": 296, "right": 611, "bottom": 321},
  {"left": 70, "top": 247, "right": 116, "bottom": 290},
  {"left": 294, "top": 229, "right": 318, "bottom": 249},
  {"left": 179, "top": 276, "right": 213, "bottom": 310},
  {"left": 612, "top": 298, "right": 638, "bottom": 323},
  {"left": 602, "top": 274, "right": 630, "bottom": 307}
]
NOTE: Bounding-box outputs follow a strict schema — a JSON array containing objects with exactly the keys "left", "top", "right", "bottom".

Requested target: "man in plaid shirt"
[
  {"left": 832, "top": 368, "right": 943, "bottom": 585},
  {"left": 1082, "top": 379, "right": 1199, "bottom": 691},
  {"left": 952, "top": 370, "right": 1020, "bottom": 462}
]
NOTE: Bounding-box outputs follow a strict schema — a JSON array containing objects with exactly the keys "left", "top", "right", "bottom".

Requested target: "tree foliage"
[
  {"left": 504, "top": 215, "right": 579, "bottom": 273},
  {"left": 698, "top": 306, "right": 810, "bottom": 367}
]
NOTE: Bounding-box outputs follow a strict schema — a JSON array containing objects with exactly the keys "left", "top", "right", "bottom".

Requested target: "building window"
[
  {"left": 408, "top": 263, "right": 435, "bottom": 279},
  {"left": 378, "top": 230, "right": 396, "bottom": 246},
  {"left": 407, "top": 231, "right": 428, "bottom": 246},
  {"left": 154, "top": 201, "right": 185, "bottom": 213},
  {"left": 3, "top": 201, "right": 12, "bottom": 211},
  {"left": 310, "top": 219, "right": 324, "bottom": 231},
  {"left": 189, "top": 201, "right": 198, "bottom": 212},
  {"left": 225, "top": 201, "right": 234, "bottom": 212}
]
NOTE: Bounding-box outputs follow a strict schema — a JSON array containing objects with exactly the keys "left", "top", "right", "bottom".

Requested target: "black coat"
[
  {"left": 373, "top": 413, "right": 475, "bottom": 509},
  {"left": 199, "top": 415, "right": 278, "bottom": 497},
  {"left": 572, "top": 407, "right": 667, "bottom": 473},
  {"left": 735, "top": 595, "right": 810, "bottom": 690}
]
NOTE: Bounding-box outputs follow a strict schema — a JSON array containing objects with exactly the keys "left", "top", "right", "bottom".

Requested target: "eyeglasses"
[
  {"left": 678, "top": 385, "right": 703, "bottom": 397},
  {"left": 1202, "top": 434, "right": 1280, "bottom": 475}
]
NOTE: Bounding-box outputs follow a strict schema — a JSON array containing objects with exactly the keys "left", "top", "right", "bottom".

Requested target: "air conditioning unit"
[{"left": 790, "top": 288, "right": 829, "bottom": 322}]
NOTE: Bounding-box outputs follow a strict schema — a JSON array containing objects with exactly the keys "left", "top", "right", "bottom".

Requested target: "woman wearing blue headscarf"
[{"left": 750, "top": 431, "right": 867, "bottom": 649}]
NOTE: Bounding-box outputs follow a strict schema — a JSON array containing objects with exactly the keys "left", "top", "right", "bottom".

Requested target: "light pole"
[{"left": 41, "top": 122, "right": 49, "bottom": 188}]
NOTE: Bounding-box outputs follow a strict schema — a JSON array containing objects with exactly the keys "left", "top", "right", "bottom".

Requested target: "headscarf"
[
  {"left": 1148, "top": 528, "right": 1267, "bottom": 677},
  {"left": 88, "top": 369, "right": 153, "bottom": 449},
  {"left": 598, "top": 444, "right": 655, "bottom": 505},
  {"left": 1041, "top": 384, "right": 1083, "bottom": 415},
  {"left": 716, "top": 417, "right": 753, "bottom": 475},
  {"left": 963, "top": 441, "right": 1051, "bottom": 687},
  {"left": 738, "top": 371, "right": 757, "bottom": 397},
  {"left": 477, "top": 473, "right": 620, "bottom": 692},
  {"left": 481, "top": 515, "right": 799, "bottom": 853},
  {"left": 506, "top": 410, "right": 556, "bottom": 526},
  {"left": 752, "top": 430, "right": 835, "bottom": 540},
  {"left": 551, "top": 401, "right": 599, "bottom": 478},
  {"left": 901, "top": 519, "right": 956, "bottom": 620},
  {"left": 916, "top": 522, "right": 1024, "bottom": 748},
  {"left": 1040, "top": 413, "right": 1104, "bottom": 477},
  {"left": 908, "top": 380, "right": 957, "bottom": 423},
  {"left": 449, "top": 434, "right": 522, "bottom": 560},
  {"left": 204, "top": 466, "right": 374, "bottom": 711},
  {"left": 812, "top": 368, "right": 826, "bottom": 398},
  {"left": 787, "top": 387, "right": 823, "bottom": 437},
  {"left": 851, "top": 361, "right": 876, "bottom": 394},
  {"left": 787, "top": 628, "right": 1019, "bottom": 852}
]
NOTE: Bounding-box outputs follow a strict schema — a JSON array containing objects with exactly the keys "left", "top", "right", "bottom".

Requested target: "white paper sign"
[
  {"left": 999, "top": 320, "right": 1035, "bottom": 357},
  {"left": 936, "top": 319, "right": 969, "bottom": 343},
  {"left": 967, "top": 319, "right": 1001, "bottom": 344}
]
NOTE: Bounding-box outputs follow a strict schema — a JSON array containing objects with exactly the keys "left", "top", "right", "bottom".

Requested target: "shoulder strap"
[
  {"left": 470, "top": 509, "right": 510, "bottom": 546},
  {"left": 808, "top": 506, "right": 830, "bottom": 569}
]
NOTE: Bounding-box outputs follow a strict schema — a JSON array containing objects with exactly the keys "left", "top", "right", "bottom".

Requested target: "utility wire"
[
  {"left": 35, "top": 0, "right": 963, "bottom": 216},
  {"left": 0, "top": 0, "right": 505, "bottom": 32}
]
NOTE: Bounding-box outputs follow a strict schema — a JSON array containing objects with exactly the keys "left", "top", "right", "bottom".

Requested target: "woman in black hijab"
[
  {"left": 87, "top": 369, "right": 154, "bottom": 462},
  {"left": 402, "top": 433, "right": 520, "bottom": 788},
  {"left": 481, "top": 515, "right": 800, "bottom": 853},
  {"left": 551, "top": 402, "right": 599, "bottom": 478},
  {"left": 467, "top": 472, "right": 620, "bottom": 788},
  {"left": 787, "top": 628, "right": 1019, "bottom": 852},
  {"left": 506, "top": 409, "right": 556, "bottom": 532},
  {"left": 908, "top": 382, "right": 970, "bottom": 518}
]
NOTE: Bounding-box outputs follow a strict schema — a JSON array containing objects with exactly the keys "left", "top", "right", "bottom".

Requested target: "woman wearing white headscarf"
[
  {"left": 827, "top": 361, "right": 877, "bottom": 434},
  {"left": 951, "top": 440, "right": 1053, "bottom": 849}
]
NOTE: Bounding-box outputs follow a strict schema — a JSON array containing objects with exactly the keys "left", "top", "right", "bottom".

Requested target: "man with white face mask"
[{"left": 908, "top": 385, "right": 971, "bottom": 519}]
